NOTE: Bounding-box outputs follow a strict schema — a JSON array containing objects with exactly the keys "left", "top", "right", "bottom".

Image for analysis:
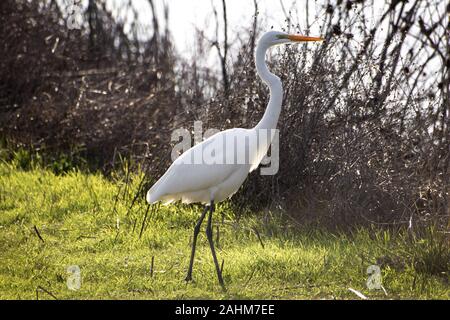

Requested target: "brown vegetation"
[{"left": 0, "top": 0, "right": 448, "bottom": 228}]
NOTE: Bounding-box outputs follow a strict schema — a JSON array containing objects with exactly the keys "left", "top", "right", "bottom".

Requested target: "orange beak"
[{"left": 287, "top": 34, "right": 324, "bottom": 42}]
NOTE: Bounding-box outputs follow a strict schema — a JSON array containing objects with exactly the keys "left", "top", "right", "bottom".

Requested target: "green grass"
[{"left": 0, "top": 163, "right": 449, "bottom": 299}]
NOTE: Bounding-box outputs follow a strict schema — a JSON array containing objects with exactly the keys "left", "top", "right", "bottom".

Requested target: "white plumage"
[
  {"left": 146, "top": 128, "right": 264, "bottom": 204},
  {"left": 146, "top": 31, "right": 323, "bottom": 288}
]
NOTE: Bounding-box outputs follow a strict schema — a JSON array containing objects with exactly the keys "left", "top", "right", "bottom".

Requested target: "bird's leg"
[
  {"left": 205, "top": 200, "right": 226, "bottom": 289},
  {"left": 185, "top": 205, "right": 209, "bottom": 282}
]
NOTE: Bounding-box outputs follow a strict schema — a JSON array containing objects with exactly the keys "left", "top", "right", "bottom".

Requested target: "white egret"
[{"left": 147, "top": 31, "right": 323, "bottom": 288}]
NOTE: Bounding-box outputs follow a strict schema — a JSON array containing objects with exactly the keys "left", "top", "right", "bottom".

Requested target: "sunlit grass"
[{"left": 0, "top": 163, "right": 448, "bottom": 299}]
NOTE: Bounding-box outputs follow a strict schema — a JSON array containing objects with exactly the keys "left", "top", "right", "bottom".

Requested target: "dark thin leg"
[
  {"left": 185, "top": 205, "right": 209, "bottom": 282},
  {"left": 139, "top": 204, "right": 152, "bottom": 239},
  {"left": 205, "top": 201, "right": 225, "bottom": 289}
]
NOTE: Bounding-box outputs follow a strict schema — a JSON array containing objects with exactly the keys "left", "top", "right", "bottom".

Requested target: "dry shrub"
[
  {"left": 0, "top": 0, "right": 181, "bottom": 172},
  {"left": 202, "top": 0, "right": 449, "bottom": 227},
  {"left": 0, "top": 0, "right": 448, "bottom": 228}
]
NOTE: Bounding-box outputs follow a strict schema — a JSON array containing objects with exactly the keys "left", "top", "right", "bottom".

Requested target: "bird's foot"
[{"left": 219, "top": 283, "right": 227, "bottom": 292}]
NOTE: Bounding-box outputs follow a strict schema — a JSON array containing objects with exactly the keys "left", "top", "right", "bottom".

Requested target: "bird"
[{"left": 146, "top": 31, "right": 323, "bottom": 289}]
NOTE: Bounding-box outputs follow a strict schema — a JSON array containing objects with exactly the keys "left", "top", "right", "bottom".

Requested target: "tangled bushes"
[{"left": 0, "top": 0, "right": 448, "bottom": 228}]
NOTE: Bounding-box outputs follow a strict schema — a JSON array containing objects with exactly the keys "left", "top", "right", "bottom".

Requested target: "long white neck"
[{"left": 254, "top": 42, "right": 283, "bottom": 131}]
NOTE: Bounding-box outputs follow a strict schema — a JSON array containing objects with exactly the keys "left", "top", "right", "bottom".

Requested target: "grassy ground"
[{"left": 0, "top": 163, "right": 449, "bottom": 299}]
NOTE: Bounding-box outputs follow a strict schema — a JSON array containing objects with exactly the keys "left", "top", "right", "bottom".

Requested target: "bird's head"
[{"left": 259, "top": 30, "right": 323, "bottom": 47}]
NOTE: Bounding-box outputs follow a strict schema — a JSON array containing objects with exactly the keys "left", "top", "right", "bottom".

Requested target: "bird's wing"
[{"left": 147, "top": 128, "right": 249, "bottom": 203}]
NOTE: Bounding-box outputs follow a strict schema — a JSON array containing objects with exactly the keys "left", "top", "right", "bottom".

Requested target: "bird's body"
[
  {"left": 147, "top": 128, "right": 252, "bottom": 204},
  {"left": 146, "top": 31, "right": 323, "bottom": 289},
  {"left": 146, "top": 125, "right": 275, "bottom": 204}
]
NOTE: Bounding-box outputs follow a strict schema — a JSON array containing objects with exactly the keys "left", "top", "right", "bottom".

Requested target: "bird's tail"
[
  {"left": 146, "top": 187, "right": 160, "bottom": 204},
  {"left": 146, "top": 174, "right": 168, "bottom": 204}
]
